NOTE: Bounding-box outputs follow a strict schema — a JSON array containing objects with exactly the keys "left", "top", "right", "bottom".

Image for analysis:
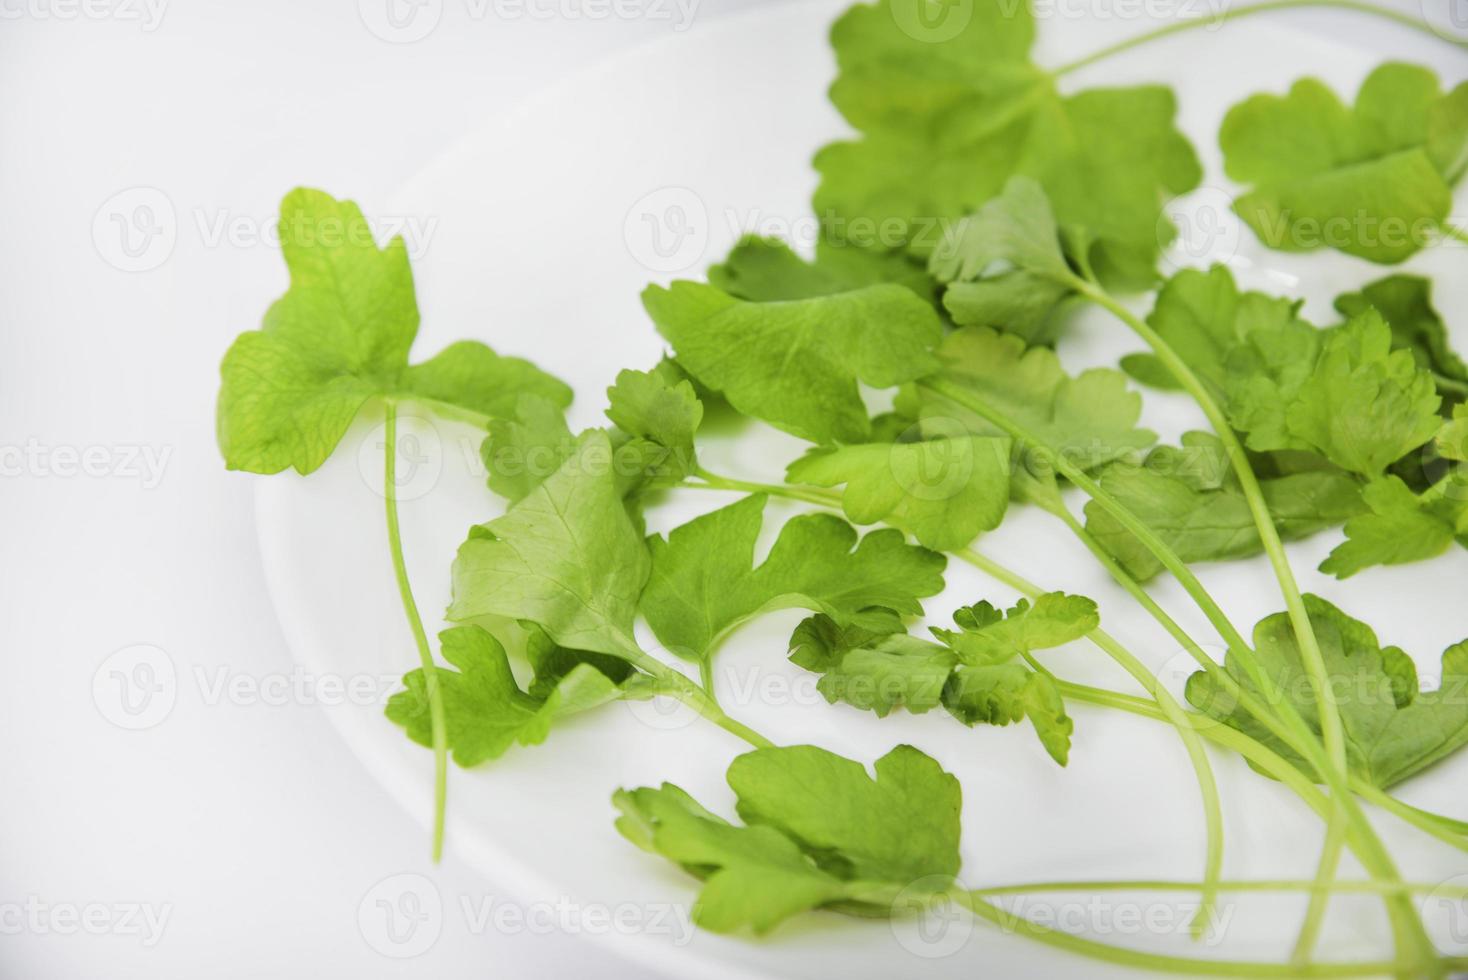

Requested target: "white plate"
[{"left": 255, "top": 3, "right": 1468, "bottom": 976}]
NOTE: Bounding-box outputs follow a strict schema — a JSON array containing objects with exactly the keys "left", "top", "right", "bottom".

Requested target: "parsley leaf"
[
  {"left": 1120, "top": 265, "right": 1314, "bottom": 399},
  {"left": 1219, "top": 63, "right": 1468, "bottom": 263},
  {"left": 642, "top": 280, "right": 943, "bottom": 444},
  {"left": 1086, "top": 432, "right": 1366, "bottom": 581},
  {"left": 450, "top": 430, "right": 650, "bottom": 657},
  {"left": 785, "top": 436, "right": 1012, "bottom": 550},
  {"left": 217, "top": 188, "right": 571, "bottom": 474},
  {"left": 605, "top": 367, "right": 702, "bottom": 486},
  {"left": 926, "top": 177, "right": 1081, "bottom": 343},
  {"left": 708, "top": 234, "right": 936, "bottom": 305},
  {"left": 640, "top": 494, "right": 945, "bottom": 663},
  {"left": 386, "top": 625, "right": 648, "bottom": 767},
  {"left": 614, "top": 744, "right": 961, "bottom": 933},
  {"left": 791, "top": 595, "right": 1094, "bottom": 764},
  {"left": 1320, "top": 473, "right": 1467, "bottom": 578},
  {"left": 905, "top": 326, "right": 1155, "bottom": 495},
  {"left": 815, "top": 0, "right": 1199, "bottom": 285},
  {"left": 1334, "top": 275, "right": 1467, "bottom": 407},
  {"left": 1187, "top": 596, "right": 1468, "bottom": 789},
  {"left": 481, "top": 395, "right": 576, "bottom": 503}
]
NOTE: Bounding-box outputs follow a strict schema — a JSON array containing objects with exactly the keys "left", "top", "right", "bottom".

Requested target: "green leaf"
[
  {"left": 1441, "top": 405, "right": 1468, "bottom": 462},
  {"left": 450, "top": 430, "right": 650, "bottom": 657},
  {"left": 1220, "top": 64, "right": 1467, "bottom": 263},
  {"left": 815, "top": 0, "right": 1199, "bottom": 285},
  {"left": 613, "top": 783, "right": 856, "bottom": 934},
  {"left": 614, "top": 744, "right": 962, "bottom": 934},
  {"left": 605, "top": 367, "right": 702, "bottom": 485},
  {"left": 708, "top": 235, "right": 936, "bottom": 304},
  {"left": 785, "top": 435, "right": 1012, "bottom": 550},
  {"left": 481, "top": 395, "right": 576, "bottom": 503},
  {"left": 1187, "top": 596, "right": 1468, "bottom": 789},
  {"left": 217, "top": 188, "right": 570, "bottom": 475},
  {"left": 930, "top": 593, "right": 1098, "bottom": 666},
  {"left": 642, "top": 280, "right": 943, "bottom": 444},
  {"left": 1085, "top": 432, "right": 1366, "bottom": 581},
  {"left": 729, "top": 744, "right": 962, "bottom": 882},
  {"left": 1320, "top": 473, "right": 1467, "bottom": 578},
  {"left": 907, "top": 326, "right": 1155, "bottom": 493},
  {"left": 1334, "top": 275, "right": 1468, "bottom": 403},
  {"left": 943, "top": 664, "right": 1073, "bottom": 765},
  {"left": 640, "top": 494, "right": 945, "bottom": 662},
  {"left": 791, "top": 615, "right": 956, "bottom": 717},
  {"left": 790, "top": 595, "right": 1089, "bottom": 764},
  {"left": 1274, "top": 309, "right": 1441, "bottom": 476},
  {"left": 1123, "top": 265, "right": 1314, "bottom": 400},
  {"left": 386, "top": 626, "right": 642, "bottom": 767}
]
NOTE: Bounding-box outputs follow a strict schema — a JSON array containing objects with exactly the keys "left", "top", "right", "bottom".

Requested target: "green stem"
[
  {"left": 1351, "top": 779, "right": 1468, "bottom": 854},
  {"left": 1071, "top": 282, "right": 1391, "bottom": 967},
  {"left": 1044, "top": 504, "right": 1311, "bottom": 762},
  {"left": 1432, "top": 371, "right": 1468, "bottom": 398},
  {"left": 948, "top": 889, "right": 1454, "bottom": 978},
  {"left": 1052, "top": 0, "right": 1465, "bottom": 78},
  {"left": 954, "top": 546, "right": 1225, "bottom": 938},
  {"left": 384, "top": 402, "right": 448, "bottom": 862},
  {"left": 1293, "top": 812, "right": 1348, "bottom": 966},
  {"left": 690, "top": 468, "right": 844, "bottom": 509},
  {"left": 968, "top": 878, "right": 1467, "bottom": 899},
  {"left": 610, "top": 635, "right": 774, "bottom": 750},
  {"left": 1074, "top": 285, "right": 1350, "bottom": 780},
  {"left": 917, "top": 374, "right": 1434, "bottom": 972}
]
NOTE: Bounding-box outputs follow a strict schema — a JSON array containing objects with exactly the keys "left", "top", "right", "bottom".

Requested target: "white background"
[{"left": 0, "top": 0, "right": 1451, "bottom": 978}]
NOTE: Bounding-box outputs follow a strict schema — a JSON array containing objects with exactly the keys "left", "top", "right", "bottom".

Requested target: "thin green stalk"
[
  {"left": 1351, "top": 779, "right": 1468, "bottom": 855},
  {"left": 1044, "top": 501, "right": 1309, "bottom": 757},
  {"left": 954, "top": 545, "right": 1225, "bottom": 938},
  {"left": 1072, "top": 285, "right": 1349, "bottom": 779},
  {"left": 1432, "top": 371, "right": 1468, "bottom": 398},
  {"left": 691, "top": 467, "right": 844, "bottom": 509},
  {"left": 1294, "top": 813, "right": 1349, "bottom": 966},
  {"left": 948, "top": 889, "right": 1455, "bottom": 978},
  {"left": 1071, "top": 282, "right": 1371, "bottom": 966},
  {"left": 916, "top": 375, "right": 1435, "bottom": 972},
  {"left": 1052, "top": 0, "right": 1465, "bottom": 78},
  {"left": 384, "top": 402, "right": 448, "bottom": 862},
  {"left": 968, "top": 878, "right": 1468, "bottom": 899},
  {"left": 608, "top": 633, "right": 774, "bottom": 750}
]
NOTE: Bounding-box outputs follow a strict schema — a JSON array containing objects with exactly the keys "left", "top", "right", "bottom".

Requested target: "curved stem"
[
  {"left": 969, "top": 878, "right": 1467, "bottom": 899},
  {"left": 1052, "top": 0, "right": 1464, "bottom": 78},
  {"left": 1074, "top": 285, "right": 1350, "bottom": 779},
  {"left": 384, "top": 402, "right": 448, "bottom": 861},
  {"left": 948, "top": 889, "right": 1453, "bottom": 978},
  {"left": 1293, "top": 813, "right": 1348, "bottom": 966},
  {"left": 610, "top": 635, "right": 774, "bottom": 750},
  {"left": 1351, "top": 779, "right": 1468, "bottom": 855},
  {"left": 954, "top": 546, "right": 1225, "bottom": 937},
  {"left": 690, "top": 468, "right": 844, "bottom": 509},
  {"left": 916, "top": 375, "right": 1434, "bottom": 971}
]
